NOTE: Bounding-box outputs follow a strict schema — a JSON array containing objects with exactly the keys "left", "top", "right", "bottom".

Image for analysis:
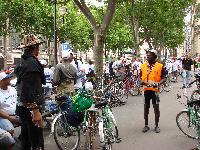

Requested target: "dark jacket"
[
  {"left": 15, "top": 52, "right": 46, "bottom": 105},
  {"left": 182, "top": 58, "right": 193, "bottom": 71}
]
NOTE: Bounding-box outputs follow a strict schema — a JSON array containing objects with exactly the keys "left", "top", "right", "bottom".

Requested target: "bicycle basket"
[
  {"left": 67, "top": 111, "right": 84, "bottom": 127},
  {"left": 72, "top": 91, "right": 93, "bottom": 112}
]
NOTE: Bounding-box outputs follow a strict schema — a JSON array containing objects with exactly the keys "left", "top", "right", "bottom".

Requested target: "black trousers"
[
  {"left": 16, "top": 106, "right": 44, "bottom": 150},
  {"left": 143, "top": 90, "right": 160, "bottom": 126}
]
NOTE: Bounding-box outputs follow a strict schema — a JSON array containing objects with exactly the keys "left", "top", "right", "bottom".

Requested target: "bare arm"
[{"left": 0, "top": 110, "right": 18, "bottom": 123}]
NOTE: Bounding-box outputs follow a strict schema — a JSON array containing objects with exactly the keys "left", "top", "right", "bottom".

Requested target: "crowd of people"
[{"left": 0, "top": 33, "right": 199, "bottom": 150}]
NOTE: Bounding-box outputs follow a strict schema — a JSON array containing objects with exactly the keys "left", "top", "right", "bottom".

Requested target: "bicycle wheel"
[
  {"left": 104, "top": 142, "right": 112, "bottom": 150},
  {"left": 130, "top": 81, "right": 140, "bottom": 96},
  {"left": 84, "top": 111, "right": 97, "bottom": 150},
  {"left": 103, "top": 124, "right": 115, "bottom": 150},
  {"left": 54, "top": 113, "right": 80, "bottom": 150},
  {"left": 176, "top": 110, "right": 199, "bottom": 139}
]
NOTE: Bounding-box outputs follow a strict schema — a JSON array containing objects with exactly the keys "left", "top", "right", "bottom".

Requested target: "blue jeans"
[
  {"left": 0, "top": 119, "right": 15, "bottom": 149},
  {"left": 182, "top": 69, "right": 190, "bottom": 86}
]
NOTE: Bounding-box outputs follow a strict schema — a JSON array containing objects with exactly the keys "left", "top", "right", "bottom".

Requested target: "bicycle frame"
[
  {"left": 83, "top": 106, "right": 99, "bottom": 150},
  {"left": 99, "top": 104, "right": 117, "bottom": 145},
  {"left": 178, "top": 87, "right": 200, "bottom": 129}
]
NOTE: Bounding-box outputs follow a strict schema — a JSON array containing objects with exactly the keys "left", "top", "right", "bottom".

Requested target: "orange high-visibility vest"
[{"left": 141, "top": 62, "right": 163, "bottom": 92}]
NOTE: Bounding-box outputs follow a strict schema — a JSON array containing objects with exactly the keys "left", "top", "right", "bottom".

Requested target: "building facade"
[{"left": 191, "top": 0, "right": 200, "bottom": 57}]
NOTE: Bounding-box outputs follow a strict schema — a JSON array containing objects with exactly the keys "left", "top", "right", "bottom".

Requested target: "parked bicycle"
[{"left": 176, "top": 73, "right": 200, "bottom": 139}]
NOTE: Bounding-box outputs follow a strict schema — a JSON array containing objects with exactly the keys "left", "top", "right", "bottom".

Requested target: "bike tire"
[
  {"left": 104, "top": 142, "right": 112, "bottom": 150},
  {"left": 53, "top": 113, "right": 80, "bottom": 150},
  {"left": 176, "top": 110, "right": 199, "bottom": 139},
  {"left": 130, "top": 82, "right": 140, "bottom": 96}
]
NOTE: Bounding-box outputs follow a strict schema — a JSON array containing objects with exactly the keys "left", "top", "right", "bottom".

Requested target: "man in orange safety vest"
[{"left": 140, "top": 50, "right": 166, "bottom": 133}]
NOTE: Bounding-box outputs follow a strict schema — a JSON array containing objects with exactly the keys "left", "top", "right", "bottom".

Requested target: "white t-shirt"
[
  {"left": 44, "top": 68, "right": 53, "bottom": 83},
  {"left": 104, "top": 63, "right": 109, "bottom": 74},
  {"left": 43, "top": 68, "right": 54, "bottom": 89},
  {"left": 112, "top": 60, "right": 121, "bottom": 69},
  {"left": 172, "top": 60, "right": 180, "bottom": 71},
  {"left": 132, "top": 61, "right": 141, "bottom": 71},
  {"left": 71, "top": 60, "right": 85, "bottom": 89},
  {"left": 166, "top": 62, "right": 173, "bottom": 73},
  {"left": 0, "top": 86, "right": 17, "bottom": 115},
  {"left": 85, "top": 64, "right": 95, "bottom": 74}
]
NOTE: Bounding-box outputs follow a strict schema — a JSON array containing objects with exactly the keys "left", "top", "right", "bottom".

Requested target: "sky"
[{"left": 85, "top": 0, "right": 104, "bottom": 7}]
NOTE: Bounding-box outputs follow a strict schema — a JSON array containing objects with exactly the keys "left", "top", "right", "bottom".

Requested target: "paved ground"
[{"left": 14, "top": 77, "right": 199, "bottom": 150}]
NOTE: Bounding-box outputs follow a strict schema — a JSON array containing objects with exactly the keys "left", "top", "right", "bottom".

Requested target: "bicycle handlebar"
[
  {"left": 187, "top": 100, "right": 200, "bottom": 107},
  {"left": 188, "top": 79, "right": 197, "bottom": 87}
]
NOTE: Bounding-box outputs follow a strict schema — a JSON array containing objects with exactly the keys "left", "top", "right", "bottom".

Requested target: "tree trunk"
[
  {"left": 130, "top": 0, "right": 140, "bottom": 55},
  {"left": 3, "top": 36, "right": 7, "bottom": 69},
  {"left": 93, "top": 30, "right": 104, "bottom": 76},
  {"left": 73, "top": 0, "right": 116, "bottom": 76}
]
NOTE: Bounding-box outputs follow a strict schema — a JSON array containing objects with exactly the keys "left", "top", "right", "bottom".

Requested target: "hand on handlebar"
[
  {"left": 147, "top": 83, "right": 159, "bottom": 88},
  {"left": 142, "top": 82, "right": 159, "bottom": 88}
]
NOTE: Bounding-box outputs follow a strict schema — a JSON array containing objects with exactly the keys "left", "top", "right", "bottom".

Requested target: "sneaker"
[
  {"left": 142, "top": 126, "right": 150, "bottom": 133},
  {"left": 154, "top": 126, "right": 160, "bottom": 133}
]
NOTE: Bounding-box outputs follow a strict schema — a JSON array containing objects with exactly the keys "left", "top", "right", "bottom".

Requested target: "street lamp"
[
  {"left": 59, "top": 6, "right": 67, "bottom": 24},
  {"left": 52, "top": 0, "right": 67, "bottom": 66},
  {"left": 53, "top": 0, "right": 58, "bottom": 67}
]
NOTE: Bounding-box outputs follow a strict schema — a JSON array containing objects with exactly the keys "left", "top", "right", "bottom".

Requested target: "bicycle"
[
  {"left": 83, "top": 104, "right": 99, "bottom": 150},
  {"left": 51, "top": 95, "right": 84, "bottom": 150},
  {"left": 176, "top": 74, "right": 200, "bottom": 139},
  {"left": 95, "top": 100, "right": 121, "bottom": 150},
  {"left": 82, "top": 95, "right": 121, "bottom": 150},
  {"left": 129, "top": 76, "right": 142, "bottom": 96},
  {"left": 159, "top": 74, "right": 171, "bottom": 93}
]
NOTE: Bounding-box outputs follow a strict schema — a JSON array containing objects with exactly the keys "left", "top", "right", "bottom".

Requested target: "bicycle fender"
[
  {"left": 51, "top": 113, "right": 63, "bottom": 133},
  {"left": 180, "top": 109, "right": 188, "bottom": 112}
]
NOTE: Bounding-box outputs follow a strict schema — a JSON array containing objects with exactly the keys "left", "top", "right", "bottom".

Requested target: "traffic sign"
[{"left": 62, "top": 42, "right": 71, "bottom": 51}]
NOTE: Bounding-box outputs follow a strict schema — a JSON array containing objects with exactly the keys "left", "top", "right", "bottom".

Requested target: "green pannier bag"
[{"left": 72, "top": 91, "right": 93, "bottom": 112}]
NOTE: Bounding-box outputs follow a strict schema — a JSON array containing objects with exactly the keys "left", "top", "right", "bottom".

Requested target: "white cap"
[
  {"left": 0, "top": 72, "right": 12, "bottom": 81},
  {"left": 62, "top": 51, "right": 73, "bottom": 59},
  {"left": 40, "top": 59, "right": 47, "bottom": 65},
  {"left": 147, "top": 49, "right": 158, "bottom": 56}
]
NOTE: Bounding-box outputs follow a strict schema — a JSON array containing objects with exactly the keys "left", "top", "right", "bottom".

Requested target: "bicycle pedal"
[{"left": 115, "top": 138, "right": 122, "bottom": 143}]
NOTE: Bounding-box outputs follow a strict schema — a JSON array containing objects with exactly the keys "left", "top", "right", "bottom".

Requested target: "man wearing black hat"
[
  {"left": 15, "top": 34, "right": 46, "bottom": 150},
  {"left": 140, "top": 50, "right": 166, "bottom": 133}
]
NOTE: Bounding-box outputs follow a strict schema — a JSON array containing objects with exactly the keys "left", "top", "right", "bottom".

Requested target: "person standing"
[
  {"left": 109, "top": 57, "right": 115, "bottom": 77},
  {"left": 15, "top": 34, "right": 46, "bottom": 150},
  {"left": 140, "top": 50, "right": 166, "bottom": 133},
  {"left": 53, "top": 51, "right": 77, "bottom": 97},
  {"left": 71, "top": 57, "right": 85, "bottom": 91},
  {"left": 40, "top": 59, "right": 54, "bottom": 97},
  {"left": 182, "top": 54, "right": 193, "bottom": 88}
]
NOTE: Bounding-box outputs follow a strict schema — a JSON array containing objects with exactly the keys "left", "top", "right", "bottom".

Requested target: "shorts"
[
  {"left": 0, "top": 119, "right": 15, "bottom": 147},
  {"left": 144, "top": 90, "right": 160, "bottom": 105},
  {"left": 0, "top": 119, "right": 14, "bottom": 132}
]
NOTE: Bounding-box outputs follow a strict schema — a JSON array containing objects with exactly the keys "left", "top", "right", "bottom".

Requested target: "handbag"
[{"left": 72, "top": 91, "right": 93, "bottom": 112}]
